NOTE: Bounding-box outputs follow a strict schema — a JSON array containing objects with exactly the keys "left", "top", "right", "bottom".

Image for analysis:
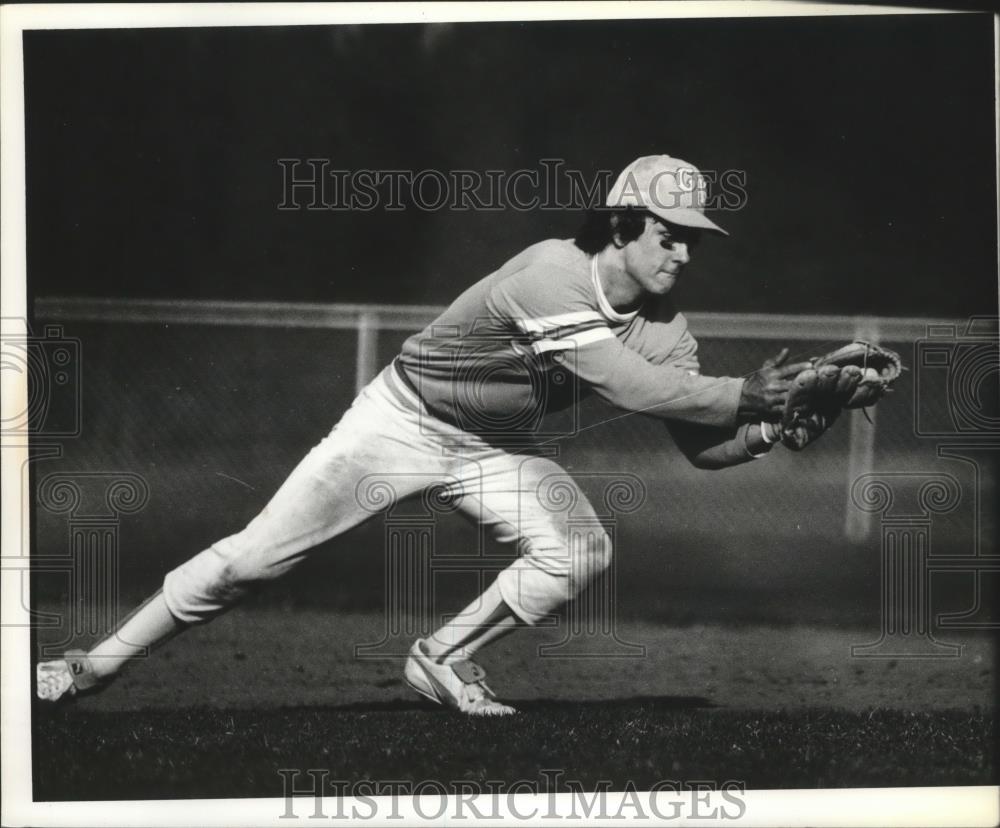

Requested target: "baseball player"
[{"left": 36, "top": 155, "right": 820, "bottom": 716}]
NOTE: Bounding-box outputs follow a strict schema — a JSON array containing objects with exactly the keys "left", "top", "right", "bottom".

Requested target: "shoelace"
[{"left": 463, "top": 680, "right": 493, "bottom": 704}]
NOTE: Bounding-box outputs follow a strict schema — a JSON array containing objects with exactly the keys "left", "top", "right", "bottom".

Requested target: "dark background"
[{"left": 24, "top": 14, "right": 998, "bottom": 316}]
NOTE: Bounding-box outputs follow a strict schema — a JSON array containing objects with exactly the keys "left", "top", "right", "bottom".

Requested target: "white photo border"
[{"left": 2, "top": 3, "right": 997, "bottom": 827}]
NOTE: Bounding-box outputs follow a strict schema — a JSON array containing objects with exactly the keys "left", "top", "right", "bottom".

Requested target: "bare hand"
[{"left": 738, "top": 348, "right": 813, "bottom": 421}]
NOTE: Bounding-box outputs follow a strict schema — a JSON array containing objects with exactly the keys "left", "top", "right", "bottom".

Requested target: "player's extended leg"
[
  {"left": 37, "top": 370, "right": 447, "bottom": 702},
  {"left": 407, "top": 453, "right": 610, "bottom": 714},
  {"left": 36, "top": 589, "right": 180, "bottom": 700}
]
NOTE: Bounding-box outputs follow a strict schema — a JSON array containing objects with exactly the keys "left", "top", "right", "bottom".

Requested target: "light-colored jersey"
[{"left": 392, "top": 239, "right": 743, "bottom": 436}]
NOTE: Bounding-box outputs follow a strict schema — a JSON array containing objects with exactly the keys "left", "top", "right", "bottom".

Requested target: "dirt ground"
[{"left": 39, "top": 608, "right": 994, "bottom": 713}]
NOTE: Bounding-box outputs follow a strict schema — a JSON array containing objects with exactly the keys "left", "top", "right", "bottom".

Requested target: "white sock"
[
  {"left": 423, "top": 580, "right": 522, "bottom": 664},
  {"left": 453, "top": 614, "right": 521, "bottom": 661},
  {"left": 87, "top": 590, "right": 184, "bottom": 678}
]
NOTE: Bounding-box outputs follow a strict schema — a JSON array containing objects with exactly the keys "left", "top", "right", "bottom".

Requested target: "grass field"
[
  {"left": 34, "top": 705, "right": 993, "bottom": 800},
  {"left": 32, "top": 609, "right": 996, "bottom": 799}
]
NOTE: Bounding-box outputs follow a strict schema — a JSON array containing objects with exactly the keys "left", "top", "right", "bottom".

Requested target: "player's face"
[{"left": 622, "top": 216, "right": 700, "bottom": 295}]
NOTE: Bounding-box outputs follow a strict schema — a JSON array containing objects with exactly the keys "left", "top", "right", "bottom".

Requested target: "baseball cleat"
[
  {"left": 404, "top": 639, "right": 516, "bottom": 717},
  {"left": 36, "top": 649, "right": 106, "bottom": 703}
]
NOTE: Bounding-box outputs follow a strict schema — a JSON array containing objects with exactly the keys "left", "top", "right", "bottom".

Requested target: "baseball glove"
[
  {"left": 779, "top": 366, "right": 847, "bottom": 451},
  {"left": 812, "top": 340, "right": 903, "bottom": 409},
  {"left": 778, "top": 341, "right": 903, "bottom": 451}
]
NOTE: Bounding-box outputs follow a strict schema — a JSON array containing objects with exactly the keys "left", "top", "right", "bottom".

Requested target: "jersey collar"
[{"left": 591, "top": 254, "right": 641, "bottom": 324}]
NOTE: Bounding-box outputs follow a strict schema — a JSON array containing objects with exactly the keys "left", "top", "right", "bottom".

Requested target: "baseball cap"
[{"left": 606, "top": 155, "right": 728, "bottom": 236}]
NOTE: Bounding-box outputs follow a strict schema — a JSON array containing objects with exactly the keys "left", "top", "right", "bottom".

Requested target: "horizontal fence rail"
[
  {"left": 33, "top": 297, "right": 442, "bottom": 332},
  {"left": 33, "top": 296, "right": 959, "bottom": 342}
]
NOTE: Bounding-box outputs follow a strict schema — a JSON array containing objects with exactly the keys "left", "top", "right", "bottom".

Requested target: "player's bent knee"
[
  {"left": 521, "top": 525, "right": 612, "bottom": 583},
  {"left": 162, "top": 536, "right": 284, "bottom": 624},
  {"left": 494, "top": 525, "right": 613, "bottom": 625}
]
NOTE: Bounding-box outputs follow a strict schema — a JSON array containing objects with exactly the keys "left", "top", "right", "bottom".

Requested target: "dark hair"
[{"left": 573, "top": 207, "right": 649, "bottom": 255}]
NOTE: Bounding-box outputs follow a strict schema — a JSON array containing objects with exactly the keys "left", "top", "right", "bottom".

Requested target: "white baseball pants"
[{"left": 162, "top": 366, "right": 611, "bottom": 626}]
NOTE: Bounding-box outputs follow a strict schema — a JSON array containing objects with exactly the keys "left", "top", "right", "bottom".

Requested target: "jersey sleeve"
[
  {"left": 568, "top": 334, "right": 742, "bottom": 427},
  {"left": 487, "top": 256, "right": 744, "bottom": 428},
  {"left": 665, "top": 327, "right": 701, "bottom": 373}
]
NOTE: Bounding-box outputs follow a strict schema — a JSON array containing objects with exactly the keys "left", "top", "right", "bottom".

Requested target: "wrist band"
[{"left": 744, "top": 423, "right": 772, "bottom": 460}]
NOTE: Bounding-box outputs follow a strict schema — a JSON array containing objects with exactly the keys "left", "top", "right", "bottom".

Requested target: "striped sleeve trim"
[
  {"left": 530, "top": 325, "right": 614, "bottom": 354},
  {"left": 514, "top": 310, "right": 606, "bottom": 336}
]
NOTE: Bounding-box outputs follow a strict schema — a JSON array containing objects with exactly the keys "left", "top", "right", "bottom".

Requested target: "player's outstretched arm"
[
  {"left": 569, "top": 337, "right": 746, "bottom": 428},
  {"left": 566, "top": 337, "right": 811, "bottom": 429}
]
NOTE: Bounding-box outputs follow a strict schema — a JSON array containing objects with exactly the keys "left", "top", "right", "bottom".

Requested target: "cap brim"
[{"left": 647, "top": 206, "right": 729, "bottom": 236}]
